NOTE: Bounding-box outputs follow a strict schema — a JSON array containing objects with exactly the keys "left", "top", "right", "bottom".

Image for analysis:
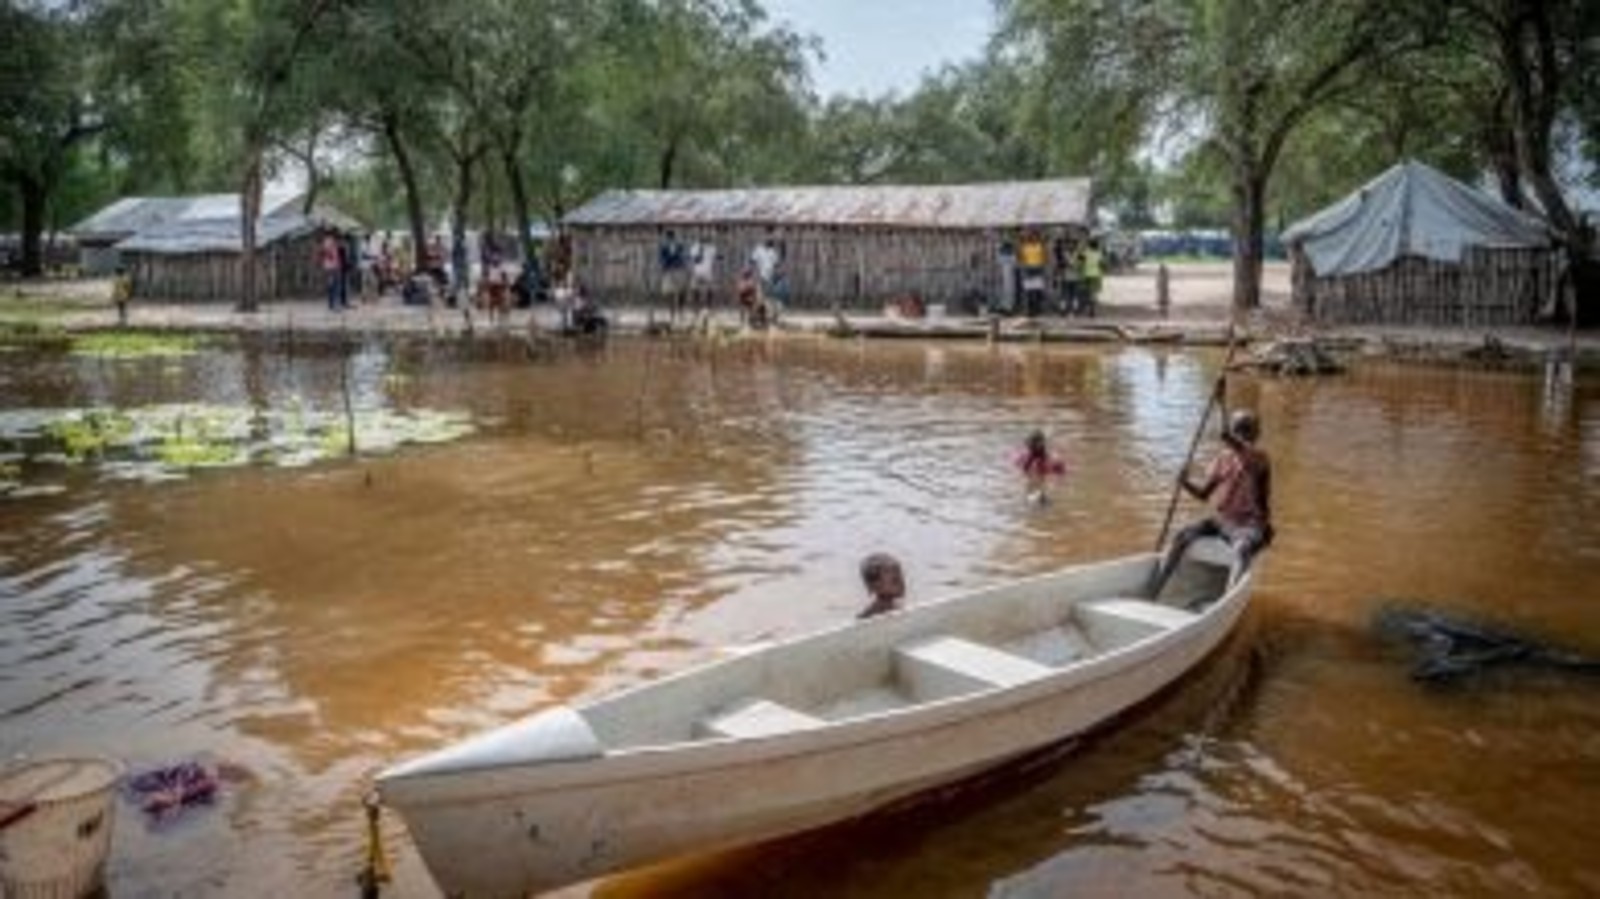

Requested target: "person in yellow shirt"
[
  {"left": 1078, "top": 240, "right": 1104, "bottom": 317},
  {"left": 1018, "top": 230, "right": 1048, "bottom": 317}
]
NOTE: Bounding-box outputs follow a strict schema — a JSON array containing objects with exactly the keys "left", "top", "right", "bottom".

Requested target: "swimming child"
[
  {"left": 1016, "top": 430, "right": 1066, "bottom": 504},
  {"left": 857, "top": 553, "right": 906, "bottom": 619}
]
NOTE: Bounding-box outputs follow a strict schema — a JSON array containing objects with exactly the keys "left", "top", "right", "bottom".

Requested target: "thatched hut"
[
  {"left": 562, "top": 180, "right": 1093, "bottom": 310},
  {"left": 114, "top": 194, "right": 361, "bottom": 302},
  {"left": 1284, "top": 161, "right": 1562, "bottom": 326}
]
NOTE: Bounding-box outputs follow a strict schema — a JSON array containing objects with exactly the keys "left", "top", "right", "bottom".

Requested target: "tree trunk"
[
  {"left": 302, "top": 166, "right": 320, "bottom": 215},
  {"left": 1485, "top": 90, "right": 1524, "bottom": 208},
  {"left": 239, "top": 152, "right": 264, "bottom": 312},
  {"left": 1489, "top": 140, "right": 1523, "bottom": 208},
  {"left": 1501, "top": 2, "right": 1574, "bottom": 235},
  {"left": 1573, "top": 252, "right": 1599, "bottom": 329},
  {"left": 383, "top": 113, "right": 428, "bottom": 265},
  {"left": 503, "top": 146, "right": 535, "bottom": 266},
  {"left": 658, "top": 136, "right": 679, "bottom": 190},
  {"left": 19, "top": 176, "right": 47, "bottom": 278},
  {"left": 451, "top": 150, "right": 475, "bottom": 290},
  {"left": 1230, "top": 164, "right": 1267, "bottom": 313}
]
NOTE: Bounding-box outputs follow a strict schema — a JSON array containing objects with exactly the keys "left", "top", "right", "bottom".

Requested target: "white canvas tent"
[
  {"left": 1285, "top": 161, "right": 1563, "bottom": 325},
  {"left": 1284, "top": 160, "right": 1551, "bottom": 276}
]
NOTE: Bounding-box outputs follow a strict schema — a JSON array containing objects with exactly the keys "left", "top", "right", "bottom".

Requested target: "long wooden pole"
[{"left": 1154, "top": 324, "right": 1241, "bottom": 553}]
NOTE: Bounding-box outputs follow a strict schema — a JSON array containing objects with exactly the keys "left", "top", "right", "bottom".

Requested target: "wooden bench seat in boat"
[
  {"left": 895, "top": 635, "right": 1057, "bottom": 701},
  {"left": 1075, "top": 599, "right": 1199, "bottom": 649},
  {"left": 1003, "top": 626, "right": 1093, "bottom": 667},
  {"left": 697, "top": 698, "right": 827, "bottom": 739}
]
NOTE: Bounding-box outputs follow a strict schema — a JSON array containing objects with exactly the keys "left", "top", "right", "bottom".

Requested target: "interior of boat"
[{"left": 581, "top": 545, "right": 1236, "bottom": 752}]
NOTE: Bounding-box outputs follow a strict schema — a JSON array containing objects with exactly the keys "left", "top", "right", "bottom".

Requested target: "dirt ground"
[
  {"left": 5, "top": 260, "right": 1595, "bottom": 357},
  {"left": 1100, "top": 260, "right": 1292, "bottom": 319},
  {"left": 1, "top": 260, "right": 1291, "bottom": 323}
]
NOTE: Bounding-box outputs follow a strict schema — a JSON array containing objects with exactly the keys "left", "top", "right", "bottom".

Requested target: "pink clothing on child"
[{"left": 1015, "top": 450, "right": 1066, "bottom": 478}]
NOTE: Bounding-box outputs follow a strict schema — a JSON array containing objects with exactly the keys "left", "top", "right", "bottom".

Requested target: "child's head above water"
[{"left": 859, "top": 552, "right": 905, "bottom": 603}]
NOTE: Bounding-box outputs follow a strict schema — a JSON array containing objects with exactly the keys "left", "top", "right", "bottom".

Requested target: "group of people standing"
[
  {"left": 657, "top": 228, "right": 1107, "bottom": 326},
  {"left": 317, "top": 229, "right": 368, "bottom": 311},
  {"left": 999, "top": 232, "right": 1103, "bottom": 318},
  {"left": 658, "top": 229, "right": 787, "bottom": 329},
  {"left": 316, "top": 229, "right": 445, "bottom": 311},
  {"left": 315, "top": 228, "right": 576, "bottom": 316}
]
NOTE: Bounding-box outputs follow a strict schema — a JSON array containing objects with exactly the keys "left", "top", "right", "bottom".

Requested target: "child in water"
[
  {"left": 1016, "top": 430, "right": 1066, "bottom": 504},
  {"left": 857, "top": 553, "right": 906, "bottom": 619}
]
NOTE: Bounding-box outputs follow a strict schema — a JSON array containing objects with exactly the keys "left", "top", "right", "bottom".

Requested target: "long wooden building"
[
  {"left": 562, "top": 180, "right": 1093, "bottom": 311},
  {"left": 1284, "top": 161, "right": 1562, "bottom": 326}
]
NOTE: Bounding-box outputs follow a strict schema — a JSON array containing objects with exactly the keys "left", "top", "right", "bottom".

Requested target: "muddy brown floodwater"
[{"left": 1, "top": 335, "right": 1597, "bottom": 898}]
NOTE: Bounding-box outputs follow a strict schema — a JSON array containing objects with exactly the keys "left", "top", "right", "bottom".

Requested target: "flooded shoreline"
[{"left": 2, "top": 337, "right": 1597, "bottom": 896}]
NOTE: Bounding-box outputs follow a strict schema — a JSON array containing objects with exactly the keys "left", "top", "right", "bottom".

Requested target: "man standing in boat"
[
  {"left": 1150, "top": 409, "right": 1273, "bottom": 597},
  {"left": 858, "top": 553, "right": 906, "bottom": 619}
]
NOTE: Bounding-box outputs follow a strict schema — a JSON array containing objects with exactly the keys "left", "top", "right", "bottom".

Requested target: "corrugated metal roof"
[
  {"left": 71, "top": 197, "right": 190, "bottom": 242},
  {"left": 563, "top": 179, "right": 1092, "bottom": 229},
  {"left": 117, "top": 205, "right": 362, "bottom": 255},
  {"left": 71, "top": 192, "right": 303, "bottom": 242}
]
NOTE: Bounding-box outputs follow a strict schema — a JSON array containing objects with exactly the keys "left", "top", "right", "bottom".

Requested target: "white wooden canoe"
[{"left": 378, "top": 540, "right": 1253, "bottom": 897}]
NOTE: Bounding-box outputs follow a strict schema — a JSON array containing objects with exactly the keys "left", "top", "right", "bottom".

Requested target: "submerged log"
[
  {"left": 1373, "top": 603, "right": 1600, "bottom": 683},
  {"left": 1460, "top": 334, "right": 1517, "bottom": 363},
  {"left": 1235, "top": 338, "right": 1346, "bottom": 376}
]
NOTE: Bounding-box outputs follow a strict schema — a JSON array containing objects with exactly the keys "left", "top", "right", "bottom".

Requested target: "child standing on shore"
[
  {"left": 1016, "top": 430, "right": 1067, "bottom": 504},
  {"left": 112, "top": 266, "right": 132, "bottom": 326}
]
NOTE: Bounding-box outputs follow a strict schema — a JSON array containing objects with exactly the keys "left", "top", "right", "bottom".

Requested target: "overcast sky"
[{"left": 763, "top": 0, "right": 996, "bottom": 98}]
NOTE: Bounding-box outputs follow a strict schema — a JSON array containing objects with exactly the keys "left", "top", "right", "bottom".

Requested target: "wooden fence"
[
  {"left": 126, "top": 234, "right": 325, "bottom": 303},
  {"left": 570, "top": 224, "right": 1089, "bottom": 311},
  {"left": 1291, "top": 246, "right": 1564, "bottom": 326}
]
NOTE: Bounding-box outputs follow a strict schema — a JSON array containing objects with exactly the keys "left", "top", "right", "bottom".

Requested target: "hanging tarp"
[{"left": 1283, "top": 161, "right": 1551, "bottom": 277}]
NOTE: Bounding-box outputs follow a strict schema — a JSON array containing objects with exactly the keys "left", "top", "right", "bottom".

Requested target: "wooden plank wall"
[
  {"left": 1291, "top": 246, "right": 1563, "bottom": 326},
  {"left": 127, "top": 234, "right": 325, "bottom": 303},
  {"left": 570, "top": 224, "right": 1088, "bottom": 311}
]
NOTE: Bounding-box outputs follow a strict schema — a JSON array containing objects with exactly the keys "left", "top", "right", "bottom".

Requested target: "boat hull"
[{"left": 382, "top": 553, "right": 1252, "bottom": 897}]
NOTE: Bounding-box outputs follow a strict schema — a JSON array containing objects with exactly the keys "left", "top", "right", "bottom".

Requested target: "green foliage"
[
  {"left": 5, "top": 0, "right": 1593, "bottom": 302},
  {"left": 45, "top": 410, "right": 136, "bottom": 462},
  {"left": 797, "top": 56, "right": 1054, "bottom": 187},
  {"left": 70, "top": 331, "right": 202, "bottom": 359},
  {"left": 1, "top": 402, "right": 474, "bottom": 488},
  {"left": 156, "top": 413, "right": 240, "bottom": 467}
]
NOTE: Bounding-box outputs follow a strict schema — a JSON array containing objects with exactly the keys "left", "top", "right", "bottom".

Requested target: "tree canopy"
[{"left": 1, "top": 0, "right": 1595, "bottom": 312}]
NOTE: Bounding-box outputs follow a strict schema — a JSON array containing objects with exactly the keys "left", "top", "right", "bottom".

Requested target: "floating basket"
[{"left": 0, "top": 757, "right": 121, "bottom": 899}]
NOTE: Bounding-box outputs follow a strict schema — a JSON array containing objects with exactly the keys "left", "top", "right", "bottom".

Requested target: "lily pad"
[{"left": 0, "top": 401, "right": 476, "bottom": 488}]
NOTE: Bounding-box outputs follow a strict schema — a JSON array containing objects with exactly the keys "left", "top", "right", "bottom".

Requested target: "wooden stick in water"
[
  {"left": 0, "top": 800, "right": 38, "bottom": 831},
  {"left": 1153, "top": 324, "right": 1241, "bottom": 553}
]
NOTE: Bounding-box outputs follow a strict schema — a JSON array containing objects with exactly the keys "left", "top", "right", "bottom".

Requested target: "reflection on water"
[{"left": 1, "top": 337, "right": 1597, "bottom": 897}]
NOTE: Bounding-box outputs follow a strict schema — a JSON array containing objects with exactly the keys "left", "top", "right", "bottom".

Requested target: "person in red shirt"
[
  {"left": 1015, "top": 430, "right": 1067, "bottom": 504},
  {"left": 735, "top": 265, "right": 767, "bottom": 328},
  {"left": 1150, "top": 409, "right": 1274, "bottom": 597},
  {"left": 318, "top": 231, "right": 346, "bottom": 310}
]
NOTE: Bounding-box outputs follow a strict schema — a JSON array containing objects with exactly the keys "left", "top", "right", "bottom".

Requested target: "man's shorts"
[{"left": 659, "top": 269, "right": 688, "bottom": 295}]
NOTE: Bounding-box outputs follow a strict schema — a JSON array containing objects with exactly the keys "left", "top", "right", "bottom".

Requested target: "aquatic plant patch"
[
  {"left": 70, "top": 331, "right": 205, "bottom": 359},
  {"left": 0, "top": 317, "right": 70, "bottom": 347},
  {"left": 0, "top": 402, "right": 475, "bottom": 492}
]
